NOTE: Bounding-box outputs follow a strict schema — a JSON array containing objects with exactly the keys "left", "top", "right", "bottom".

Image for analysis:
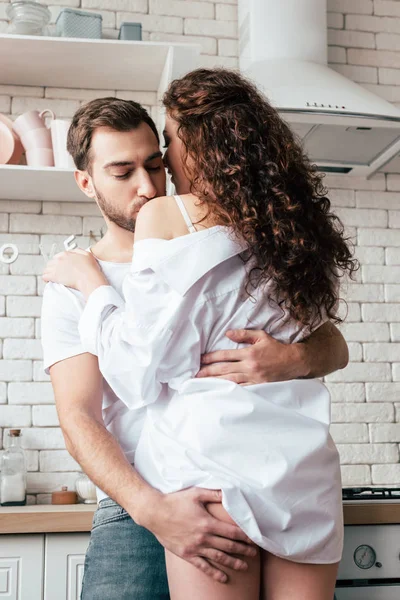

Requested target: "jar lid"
[
  {"left": 9, "top": 429, "right": 21, "bottom": 437},
  {"left": 51, "top": 486, "right": 77, "bottom": 505}
]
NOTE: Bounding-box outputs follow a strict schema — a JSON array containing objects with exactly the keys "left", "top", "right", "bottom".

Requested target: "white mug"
[{"left": 50, "top": 119, "right": 75, "bottom": 169}]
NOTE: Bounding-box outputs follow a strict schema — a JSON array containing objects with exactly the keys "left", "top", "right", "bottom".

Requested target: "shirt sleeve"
[
  {"left": 78, "top": 267, "right": 199, "bottom": 410},
  {"left": 41, "top": 283, "right": 88, "bottom": 373},
  {"left": 77, "top": 231, "right": 245, "bottom": 409}
]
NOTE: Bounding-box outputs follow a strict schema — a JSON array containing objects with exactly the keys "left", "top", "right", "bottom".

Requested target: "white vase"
[{"left": 75, "top": 473, "right": 97, "bottom": 504}]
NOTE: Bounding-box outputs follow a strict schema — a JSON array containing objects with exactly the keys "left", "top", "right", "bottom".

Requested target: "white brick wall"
[
  {"left": 326, "top": 0, "right": 400, "bottom": 490},
  {"left": 1, "top": 0, "right": 400, "bottom": 500}
]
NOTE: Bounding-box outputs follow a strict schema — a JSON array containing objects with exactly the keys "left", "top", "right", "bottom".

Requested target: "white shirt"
[
  {"left": 41, "top": 256, "right": 147, "bottom": 502},
  {"left": 78, "top": 226, "right": 344, "bottom": 563}
]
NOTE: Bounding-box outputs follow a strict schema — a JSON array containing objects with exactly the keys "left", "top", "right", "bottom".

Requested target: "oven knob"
[
  {"left": 375, "top": 562, "right": 382, "bottom": 568},
  {"left": 353, "top": 544, "right": 376, "bottom": 569}
]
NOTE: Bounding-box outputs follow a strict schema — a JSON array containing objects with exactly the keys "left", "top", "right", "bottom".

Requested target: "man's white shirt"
[{"left": 41, "top": 254, "right": 146, "bottom": 502}]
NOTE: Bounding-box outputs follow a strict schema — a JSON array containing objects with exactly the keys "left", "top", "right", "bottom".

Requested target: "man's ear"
[{"left": 75, "top": 170, "right": 96, "bottom": 200}]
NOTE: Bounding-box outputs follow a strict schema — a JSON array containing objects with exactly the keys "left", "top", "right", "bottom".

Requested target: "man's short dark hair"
[{"left": 67, "top": 97, "right": 159, "bottom": 172}]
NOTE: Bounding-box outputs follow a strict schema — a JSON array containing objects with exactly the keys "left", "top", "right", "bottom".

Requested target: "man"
[{"left": 41, "top": 98, "right": 348, "bottom": 599}]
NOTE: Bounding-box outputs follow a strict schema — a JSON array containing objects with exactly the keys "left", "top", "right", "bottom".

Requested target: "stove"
[
  {"left": 342, "top": 487, "right": 400, "bottom": 502},
  {"left": 335, "top": 487, "right": 400, "bottom": 599}
]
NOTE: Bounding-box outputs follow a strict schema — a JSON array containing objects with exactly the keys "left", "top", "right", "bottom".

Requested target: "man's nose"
[{"left": 136, "top": 169, "right": 157, "bottom": 199}]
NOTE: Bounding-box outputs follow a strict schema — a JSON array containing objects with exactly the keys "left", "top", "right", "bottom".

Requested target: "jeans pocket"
[{"left": 91, "top": 499, "right": 130, "bottom": 530}]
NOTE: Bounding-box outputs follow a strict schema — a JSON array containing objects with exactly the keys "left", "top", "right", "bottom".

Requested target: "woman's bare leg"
[
  {"left": 166, "top": 502, "right": 260, "bottom": 600},
  {"left": 261, "top": 551, "right": 339, "bottom": 600}
]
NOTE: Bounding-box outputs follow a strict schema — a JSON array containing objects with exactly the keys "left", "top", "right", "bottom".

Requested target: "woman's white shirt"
[{"left": 78, "top": 226, "right": 344, "bottom": 564}]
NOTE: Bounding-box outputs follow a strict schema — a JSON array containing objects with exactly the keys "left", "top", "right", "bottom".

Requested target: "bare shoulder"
[{"left": 135, "top": 196, "right": 175, "bottom": 241}]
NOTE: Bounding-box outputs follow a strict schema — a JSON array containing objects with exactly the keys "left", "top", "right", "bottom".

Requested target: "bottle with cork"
[{"left": 0, "top": 429, "right": 27, "bottom": 506}]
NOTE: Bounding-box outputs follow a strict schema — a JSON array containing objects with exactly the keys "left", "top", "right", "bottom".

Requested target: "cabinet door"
[
  {"left": 0, "top": 534, "right": 44, "bottom": 600},
  {"left": 44, "top": 533, "right": 90, "bottom": 600}
]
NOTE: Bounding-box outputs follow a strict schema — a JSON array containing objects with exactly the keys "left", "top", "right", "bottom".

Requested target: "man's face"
[{"left": 85, "top": 123, "right": 166, "bottom": 232}]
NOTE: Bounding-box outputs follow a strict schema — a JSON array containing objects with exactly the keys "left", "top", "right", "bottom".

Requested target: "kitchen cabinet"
[
  {"left": 0, "top": 534, "right": 44, "bottom": 599},
  {"left": 45, "top": 533, "right": 89, "bottom": 600},
  {"left": 0, "top": 532, "right": 90, "bottom": 600}
]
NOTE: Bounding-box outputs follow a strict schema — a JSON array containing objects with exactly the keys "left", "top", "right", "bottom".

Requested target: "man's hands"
[
  {"left": 133, "top": 487, "right": 257, "bottom": 583},
  {"left": 197, "top": 322, "right": 348, "bottom": 384},
  {"left": 197, "top": 329, "right": 305, "bottom": 384}
]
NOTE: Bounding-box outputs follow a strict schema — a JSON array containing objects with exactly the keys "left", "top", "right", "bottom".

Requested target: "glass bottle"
[{"left": 0, "top": 429, "right": 27, "bottom": 506}]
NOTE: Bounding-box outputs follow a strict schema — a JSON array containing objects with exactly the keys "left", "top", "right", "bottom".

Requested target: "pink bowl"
[
  {"left": 0, "top": 121, "right": 16, "bottom": 164},
  {"left": 0, "top": 114, "right": 24, "bottom": 165}
]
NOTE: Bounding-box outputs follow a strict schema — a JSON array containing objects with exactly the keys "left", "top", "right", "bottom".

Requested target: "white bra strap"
[{"left": 174, "top": 195, "right": 197, "bottom": 234}]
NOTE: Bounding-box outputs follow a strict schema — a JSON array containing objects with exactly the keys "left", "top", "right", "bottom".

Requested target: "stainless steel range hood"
[{"left": 238, "top": 0, "right": 400, "bottom": 177}]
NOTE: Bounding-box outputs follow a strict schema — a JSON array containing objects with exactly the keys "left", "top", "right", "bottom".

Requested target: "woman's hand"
[{"left": 42, "top": 248, "right": 108, "bottom": 298}]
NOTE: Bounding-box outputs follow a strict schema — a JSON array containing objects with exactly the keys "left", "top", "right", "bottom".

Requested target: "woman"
[{"left": 44, "top": 68, "right": 357, "bottom": 599}]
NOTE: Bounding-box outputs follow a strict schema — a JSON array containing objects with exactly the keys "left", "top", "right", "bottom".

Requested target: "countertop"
[
  {"left": 0, "top": 503, "right": 96, "bottom": 534},
  {"left": 1, "top": 502, "right": 399, "bottom": 535},
  {"left": 343, "top": 501, "right": 400, "bottom": 526}
]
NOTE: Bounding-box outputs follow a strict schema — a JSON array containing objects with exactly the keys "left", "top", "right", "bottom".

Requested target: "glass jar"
[
  {"left": 0, "top": 429, "right": 27, "bottom": 506},
  {"left": 6, "top": 1, "right": 51, "bottom": 36}
]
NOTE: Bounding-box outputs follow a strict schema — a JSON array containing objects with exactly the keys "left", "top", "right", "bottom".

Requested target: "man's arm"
[
  {"left": 50, "top": 353, "right": 255, "bottom": 583},
  {"left": 197, "top": 322, "right": 348, "bottom": 384},
  {"left": 297, "top": 321, "right": 349, "bottom": 378}
]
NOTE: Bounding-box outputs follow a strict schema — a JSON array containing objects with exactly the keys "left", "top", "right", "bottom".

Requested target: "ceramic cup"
[
  {"left": 50, "top": 119, "right": 75, "bottom": 169},
  {"left": 26, "top": 148, "right": 54, "bottom": 167},
  {"left": 75, "top": 473, "right": 97, "bottom": 504},
  {"left": 20, "top": 126, "right": 53, "bottom": 152},
  {"left": 12, "top": 109, "right": 55, "bottom": 139}
]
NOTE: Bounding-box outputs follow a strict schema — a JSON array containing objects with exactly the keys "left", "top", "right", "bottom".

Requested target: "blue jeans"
[{"left": 81, "top": 498, "right": 170, "bottom": 600}]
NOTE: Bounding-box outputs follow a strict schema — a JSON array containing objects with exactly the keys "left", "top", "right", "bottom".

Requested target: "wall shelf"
[
  {"left": 0, "top": 33, "right": 200, "bottom": 91},
  {"left": 0, "top": 165, "right": 89, "bottom": 202}
]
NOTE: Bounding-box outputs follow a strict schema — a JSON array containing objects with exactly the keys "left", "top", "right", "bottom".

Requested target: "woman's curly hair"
[{"left": 163, "top": 68, "right": 358, "bottom": 327}]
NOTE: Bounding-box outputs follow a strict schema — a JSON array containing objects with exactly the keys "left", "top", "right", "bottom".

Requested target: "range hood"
[{"left": 238, "top": 0, "right": 400, "bottom": 177}]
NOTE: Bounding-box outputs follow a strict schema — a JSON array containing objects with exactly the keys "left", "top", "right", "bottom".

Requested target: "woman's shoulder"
[
  {"left": 135, "top": 195, "right": 175, "bottom": 242},
  {"left": 139, "top": 195, "right": 173, "bottom": 215},
  {"left": 135, "top": 194, "right": 210, "bottom": 241}
]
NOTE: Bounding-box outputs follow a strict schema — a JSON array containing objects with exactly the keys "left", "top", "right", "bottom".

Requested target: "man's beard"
[{"left": 94, "top": 185, "right": 136, "bottom": 233}]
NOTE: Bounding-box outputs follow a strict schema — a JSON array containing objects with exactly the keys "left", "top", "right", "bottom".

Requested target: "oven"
[{"left": 335, "top": 488, "right": 400, "bottom": 599}]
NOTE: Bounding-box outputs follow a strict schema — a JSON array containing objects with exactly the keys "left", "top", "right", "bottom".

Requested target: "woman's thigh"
[
  {"left": 166, "top": 502, "right": 260, "bottom": 600},
  {"left": 261, "top": 551, "right": 339, "bottom": 600}
]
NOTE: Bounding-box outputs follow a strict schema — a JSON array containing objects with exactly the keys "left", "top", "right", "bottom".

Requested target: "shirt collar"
[{"left": 132, "top": 226, "right": 247, "bottom": 296}]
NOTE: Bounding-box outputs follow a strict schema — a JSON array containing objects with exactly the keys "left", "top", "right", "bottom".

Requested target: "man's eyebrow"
[
  {"left": 145, "top": 151, "right": 163, "bottom": 162},
  {"left": 103, "top": 152, "right": 162, "bottom": 169},
  {"left": 103, "top": 160, "right": 135, "bottom": 169}
]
